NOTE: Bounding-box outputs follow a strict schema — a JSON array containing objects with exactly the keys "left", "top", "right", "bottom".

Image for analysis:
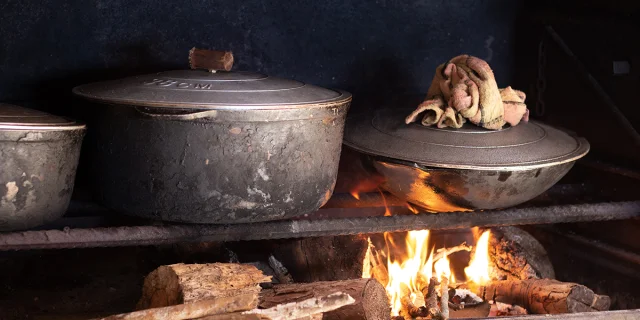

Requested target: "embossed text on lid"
[
  {"left": 343, "top": 108, "right": 590, "bottom": 170},
  {"left": 73, "top": 70, "right": 351, "bottom": 109}
]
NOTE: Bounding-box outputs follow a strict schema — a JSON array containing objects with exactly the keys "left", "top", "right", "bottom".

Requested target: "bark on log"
[
  {"left": 99, "top": 294, "right": 257, "bottom": 320},
  {"left": 472, "top": 279, "right": 611, "bottom": 314},
  {"left": 259, "top": 278, "right": 390, "bottom": 320},
  {"left": 477, "top": 227, "right": 555, "bottom": 281},
  {"left": 137, "top": 263, "right": 271, "bottom": 310},
  {"left": 269, "top": 235, "right": 369, "bottom": 282}
]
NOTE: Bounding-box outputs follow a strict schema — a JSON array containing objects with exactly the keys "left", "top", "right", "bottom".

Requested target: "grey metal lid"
[
  {"left": 343, "top": 108, "right": 590, "bottom": 170},
  {"left": 0, "top": 104, "right": 83, "bottom": 130},
  {"left": 72, "top": 70, "right": 351, "bottom": 109}
]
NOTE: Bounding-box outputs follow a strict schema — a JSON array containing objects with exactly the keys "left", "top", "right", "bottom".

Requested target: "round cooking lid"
[
  {"left": 72, "top": 70, "right": 351, "bottom": 109},
  {"left": 0, "top": 104, "right": 83, "bottom": 130},
  {"left": 343, "top": 108, "right": 590, "bottom": 170}
]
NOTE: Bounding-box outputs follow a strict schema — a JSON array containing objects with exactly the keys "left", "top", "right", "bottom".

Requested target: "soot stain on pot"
[{"left": 498, "top": 171, "right": 512, "bottom": 182}]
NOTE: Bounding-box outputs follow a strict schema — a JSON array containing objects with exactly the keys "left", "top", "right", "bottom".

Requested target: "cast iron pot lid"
[
  {"left": 72, "top": 70, "right": 351, "bottom": 109},
  {"left": 0, "top": 104, "right": 83, "bottom": 130},
  {"left": 343, "top": 108, "right": 590, "bottom": 171}
]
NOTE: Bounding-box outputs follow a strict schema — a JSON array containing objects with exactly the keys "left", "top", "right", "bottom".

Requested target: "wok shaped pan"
[{"left": 343, "top": 108, "right": 589, "bottom": 212}]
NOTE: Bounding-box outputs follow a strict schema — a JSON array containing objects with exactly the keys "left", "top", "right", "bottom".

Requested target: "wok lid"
[
  {"left": 0, "top": 104, "right": 83, "bottom": 130},
  {"left": 343, "top": 108, "right": 590, "bottom": 170},
  {"left": 72, "top": 70, "right": 351, "bottom": 109}
]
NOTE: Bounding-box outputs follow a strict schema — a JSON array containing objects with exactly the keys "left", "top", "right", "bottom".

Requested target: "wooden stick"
[
  {"left": 250, "top": 292, "right": 355, "bottom": 320},
  {"left": 137, "top": 263, "right": 270, "bottom": 310},
  {"left": 472, "top": 279, "right": 611, "bottom": 314},
  {"left": 189, "top": 48, "right": 234, "bottom": 72},
  {"left": 399, "top": 283, "right": 427, "bottom": 319},
  {"left": 370, "top": 244, "right": 389, "bottom": 287},
  {"left": 440, "top": 277, "right": 450, "bottom": 320},
  {"left": 260, "top": 278, "right": 389, "bottom": 320},
  {"left": 268, "top": 255, "right": 294, "bottom": 284},
  {"left": 425, "top": 277, "right": 440, "bottom": 318},
  {"left": 98, "top": 294, "right": 257, "bottom": 320},
  {"left": 432, "top": 242, "right": 472, "bottom": 263}
]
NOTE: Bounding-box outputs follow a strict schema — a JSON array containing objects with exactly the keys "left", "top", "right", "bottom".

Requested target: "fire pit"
[{"left": 0, "top": 155, "right": 639, "bottom": 320}]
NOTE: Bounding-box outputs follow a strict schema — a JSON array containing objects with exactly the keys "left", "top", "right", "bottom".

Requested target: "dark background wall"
[{"left": 0, "top": 0, "right": 523, "bottom": 115}]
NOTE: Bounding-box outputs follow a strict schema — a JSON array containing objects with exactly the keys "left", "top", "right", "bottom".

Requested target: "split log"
[
  {"left": 137, "top": 263, "right": 271, "bottom": 310},
  {"left": 260, "top": 278, "right": 390, "bottom": 320},
  {"left": 477, "top": 227, "right": 555, "bottom": 281},
  {"left": 472, "top": 279, "right": 611, "bottom": 314},
  {"left": 251, "top": 292, "right": 355, "bottom": 320},
  {"left": 98, "top": 294, "right": 257, "bottom": 320}
]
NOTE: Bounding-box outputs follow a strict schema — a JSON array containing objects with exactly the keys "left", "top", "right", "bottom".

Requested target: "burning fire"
[
  {"left": 363, "top": 229, "right": 493, "bottom": 317},
  {"left": 384, "top": 230, "right": 432, "bottom": 314},
  {"left": 465, "top": 230, "right": 492, "bottom": 285}
]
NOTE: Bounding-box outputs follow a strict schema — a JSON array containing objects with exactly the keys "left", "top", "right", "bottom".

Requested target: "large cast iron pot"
[
  {"left": 343, "top": 108, "right": 589, "bottom": 212},
  {"left": 0, "top": 104, "right": 85, "bottom": 231},
  {"left": 73, "top": 70, "right": 351, "bottom": 223}
]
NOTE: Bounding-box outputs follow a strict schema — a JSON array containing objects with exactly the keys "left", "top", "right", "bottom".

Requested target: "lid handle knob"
[{"left": 189, "top": 48, "right": 234, "bottom": 73}]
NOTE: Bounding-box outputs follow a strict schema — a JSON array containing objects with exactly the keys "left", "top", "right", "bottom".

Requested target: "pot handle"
[
  {"left": 189, "top": 48, "right": 234, "bottom": 72},
  {"left": 134, "top": 107, "right": 219, "bottom": 121}
]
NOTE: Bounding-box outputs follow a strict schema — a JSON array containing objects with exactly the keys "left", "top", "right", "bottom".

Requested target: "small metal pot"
[
  {"left": 0, "top": 104, "right": 85, "bottom": 231},
  {"left": 73, "top": 70, "right": 351, "bottom": 223},
  {"left": 344, "top": 108, "right": 590, "bottom": 212}
]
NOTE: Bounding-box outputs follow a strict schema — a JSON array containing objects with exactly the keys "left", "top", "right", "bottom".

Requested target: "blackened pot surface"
[
  {"left": 0, "top": 129, "right": 85, "bottom": 231},
  {"left": 364, "top": 156, "right": 575, "bottom": 212},
  {"left": 89, "top": 102, "right": 350, "bottom": 223}
]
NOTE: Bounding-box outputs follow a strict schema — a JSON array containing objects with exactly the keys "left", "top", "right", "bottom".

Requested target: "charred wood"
[
  {"left": 472, "top": 279, "right": 610, "bottom": 314},
  {"left": 479, "top": 227, "right": 555, "bottom": 281},
  {"left": 259, "top": 278, "right": 389, "bottom": 320}
]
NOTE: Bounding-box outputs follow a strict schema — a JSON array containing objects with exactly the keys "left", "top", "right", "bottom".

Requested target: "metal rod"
[
  {"left": 1, "top": 201, "right": 639, "bottom": 250},
  {"left": 545, "top": 26, "right": 640, "bottom": 147},
  {"left": 578, "top": 158, "right": 640, "bottom": 180}
]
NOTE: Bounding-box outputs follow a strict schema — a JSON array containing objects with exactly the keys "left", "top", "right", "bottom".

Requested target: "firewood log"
[
  {"left": 259, "top": 278, "right": 390, "bottom": 320},
  {"left": 137, "top": 263, "right": 271, "bottom": 310},
  {"left": 471, "top": 279, "right": 610, "bottom": 314},
  {"left": 268, "top": 235, "right": 369, "bottom": 282},
  {"left": 477, "top": 227, "right": 555, "bottom": 281},
  {"left": 98, "top": 294, "right": 258, "bottom": 320}
]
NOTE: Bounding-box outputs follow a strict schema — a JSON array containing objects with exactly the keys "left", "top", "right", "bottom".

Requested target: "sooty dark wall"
[{"left": 0, "top": 0, "right": 522, "bottom": 113}]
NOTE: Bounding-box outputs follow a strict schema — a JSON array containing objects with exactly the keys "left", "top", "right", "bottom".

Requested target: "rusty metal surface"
[{"left": 1, "top": 201, "right": 639, "bottom": 250}]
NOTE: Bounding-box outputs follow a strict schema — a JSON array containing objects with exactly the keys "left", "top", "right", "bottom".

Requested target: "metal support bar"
[{"left": 1, "top": 201, "right": 639, "bottom": 250}]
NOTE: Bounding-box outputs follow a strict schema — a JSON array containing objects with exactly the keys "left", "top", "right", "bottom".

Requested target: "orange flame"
[
  {"left": 363, "top": 229, "right": 495, "bottom": 317},
  {"left": 350, "top": 191, "right": 361, "bottom": 200},
  {"left": 465, "top": 230, "right": 491, "bottom": 285},
  {"left": 407, "top": 203, "right": 419, "bottom": 214},
  {"left": 384, "top": 230, "right": 432, "bottom": 315}
]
